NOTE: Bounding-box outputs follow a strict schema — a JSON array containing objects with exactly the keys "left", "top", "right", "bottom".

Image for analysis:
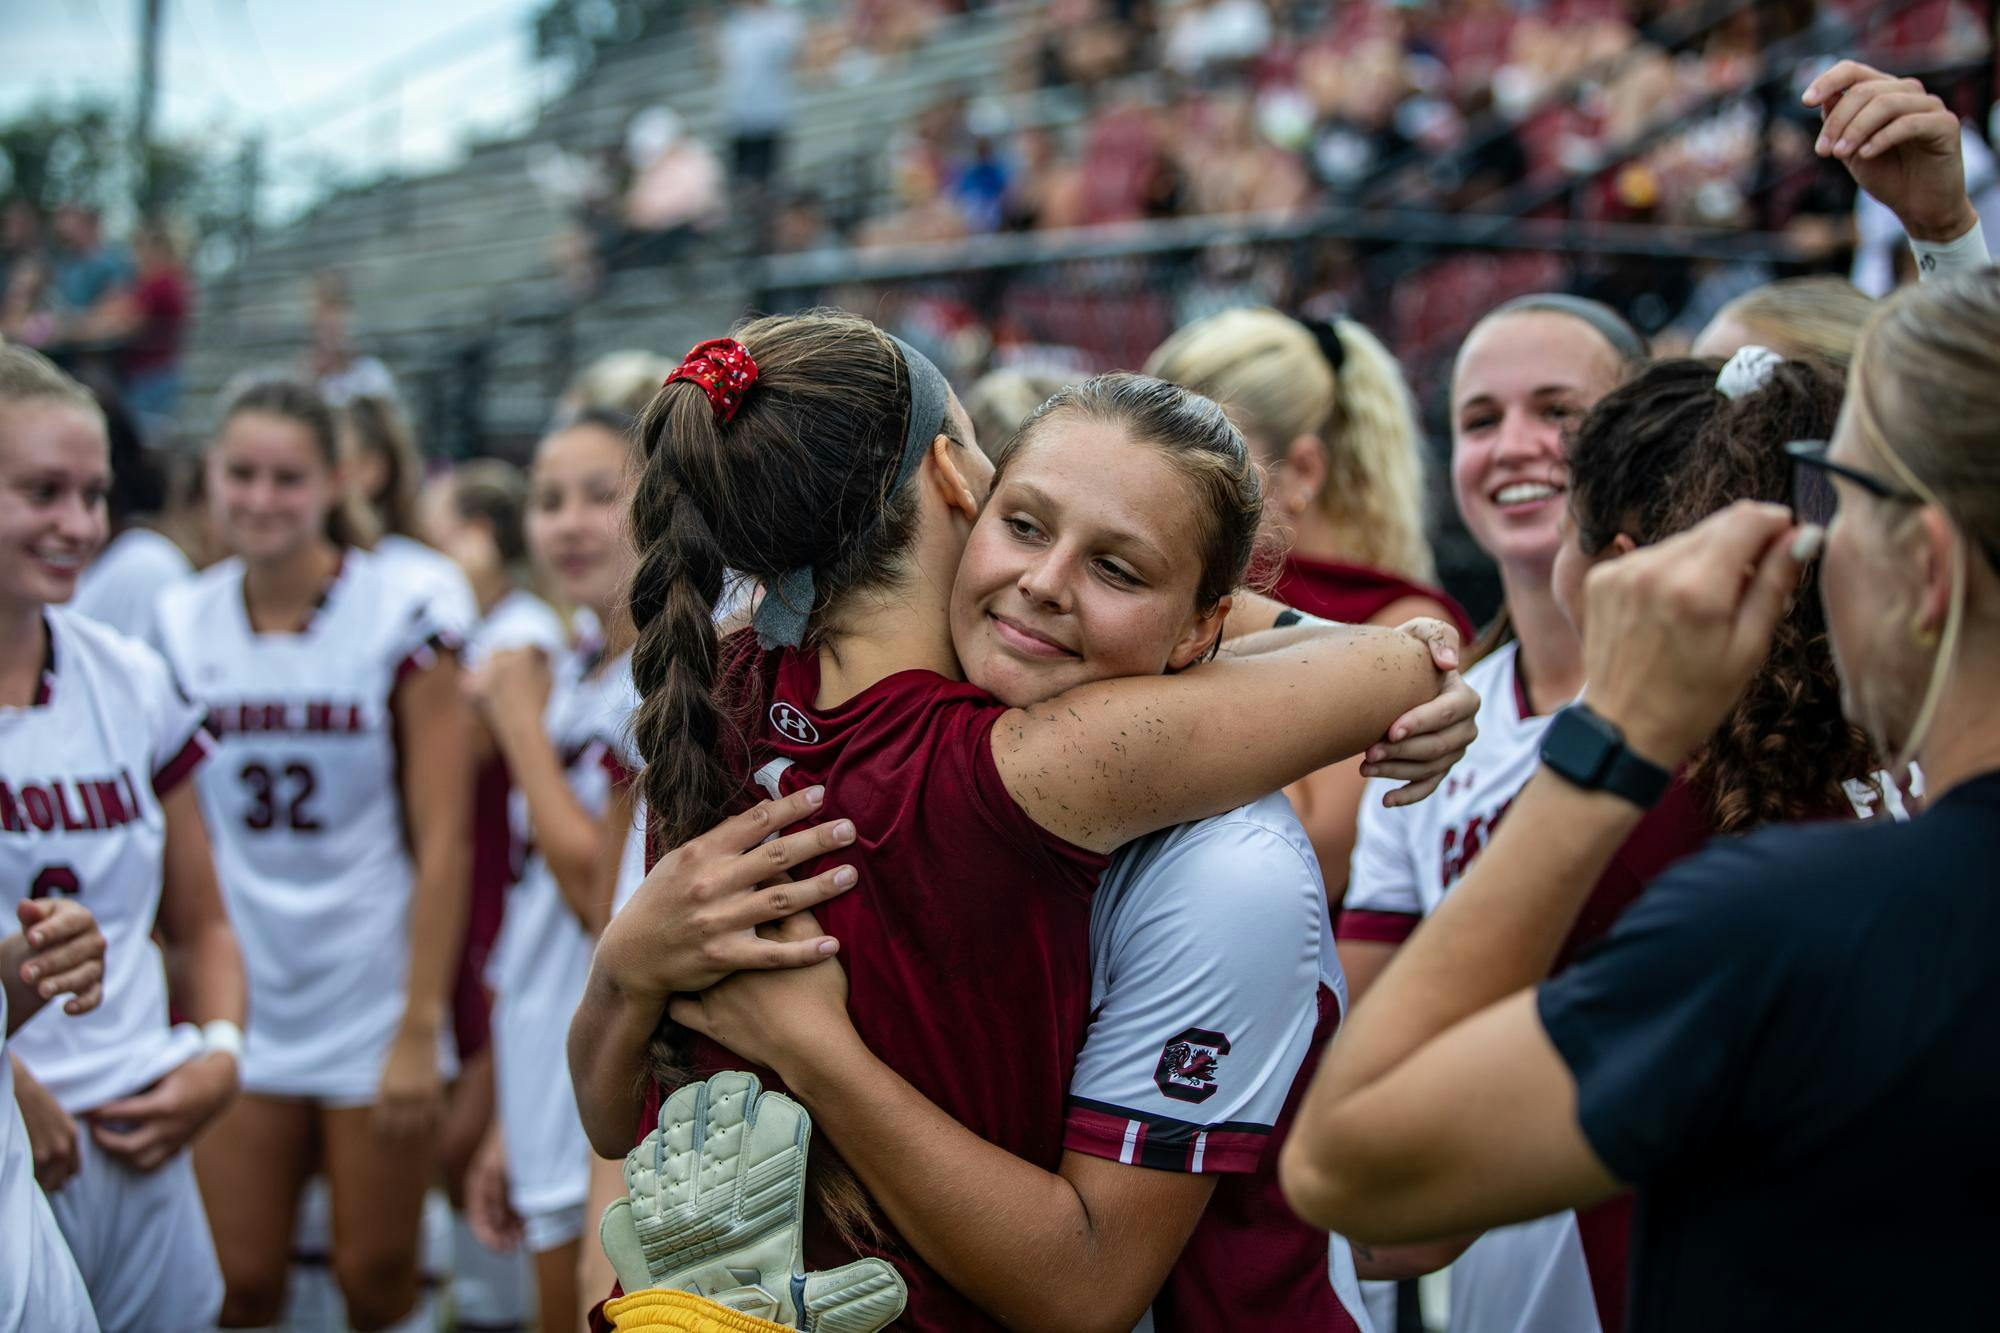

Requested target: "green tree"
[
  {"left": 532, "top": 0, "right": 695, "bottom": 75},
  {"left": 0, "top": 98, "right": 239, "bottom": 240}
]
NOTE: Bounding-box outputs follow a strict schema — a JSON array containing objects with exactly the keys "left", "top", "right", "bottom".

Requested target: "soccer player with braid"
[{"left": 570, "top": 313, "right": 1480, "bottom": 1331}]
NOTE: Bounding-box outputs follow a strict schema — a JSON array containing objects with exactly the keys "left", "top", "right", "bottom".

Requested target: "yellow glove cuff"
[{"left": 604, "top": 1288, "right": 795, "bottom": 1333}]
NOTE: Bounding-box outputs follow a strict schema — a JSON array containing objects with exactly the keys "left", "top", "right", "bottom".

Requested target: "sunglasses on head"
[{"left": 1787, "top": 439, "right": 2000, "bottom": 571}]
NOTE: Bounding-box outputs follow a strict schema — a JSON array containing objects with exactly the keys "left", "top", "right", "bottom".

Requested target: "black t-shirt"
[{"left": 1539, "top": 770, "right": 2000, "bottom": 1333}]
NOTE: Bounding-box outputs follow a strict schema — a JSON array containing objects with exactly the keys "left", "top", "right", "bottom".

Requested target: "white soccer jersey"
[
  {"left": 0, "top": 607, "right": 209, "bottom": 1113},
  {"left": 374, "top": 533, "right": 478, "bottom": 644},
  {"left": 0, "top": 994, "right": 98, "bottom": 1333},
  {"left": 488, "top": 643, "right": 635, "bottom": 1229},
  {"left": 155, "top": 548, "right": 456, "bottom": 1101},
  {"left": 465, "top": 588, "right": 568, "bottom": 670},
  {"left": 1343, "top": 641, "right": 1604, "bottom": 1333},
  {"left": 1064, "top": 791, "right": 1339, "bottom": 1171},
  {"left": 69, "top": 527, "right": 191, "bottom": 643},
  {"left": 1343, "top": 641, "right": 1554, "bottom": 940},
  {"left": 1063, "top": 791, "right": 1368, "bottom": 1331},
  {"left": 611, "top": 794, "right": 648, "bottom": 916}
]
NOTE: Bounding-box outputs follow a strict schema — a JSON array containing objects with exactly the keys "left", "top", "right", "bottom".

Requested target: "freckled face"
[{"left": 950, "top": 419, "right": 1223, "bottom": 708}]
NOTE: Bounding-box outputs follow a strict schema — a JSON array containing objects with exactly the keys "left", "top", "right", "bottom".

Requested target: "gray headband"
[
  {"left": 753, "top": 334, "right": 951, "bottom": 650},
  {"left": 1487, "top": 293, "right": 1650, "bottom": 365}
]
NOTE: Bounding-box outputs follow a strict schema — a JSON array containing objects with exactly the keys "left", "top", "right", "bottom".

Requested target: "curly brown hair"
[{"left": 1567, "top": 356, "right": 1881, "bottom": 833}]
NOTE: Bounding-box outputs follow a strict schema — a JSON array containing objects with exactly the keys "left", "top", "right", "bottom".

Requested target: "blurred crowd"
[
  {"left": 716, "top": 0, "right": 1993, "bottom": 251},
  {"left": 517, "top": 0, "right": 1995, "bottom": 405},
  {"left": 0, "top": 203, "right": 192, "bottom": 435}
]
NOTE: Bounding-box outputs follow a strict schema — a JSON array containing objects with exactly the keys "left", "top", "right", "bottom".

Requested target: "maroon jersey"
[
  {"left": 452, "top": 753, "right": 516, "bottom": 1060},
  {"left": 1271, "top": 552, "right": 1474, "bottom": 644},
  {"left": 686, "top": 642, "right": 1107, "bottom": 1332}
]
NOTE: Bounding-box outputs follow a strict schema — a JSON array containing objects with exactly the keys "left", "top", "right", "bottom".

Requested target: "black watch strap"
[{"left": 1540, "top": 704, "right": 1672, "bottom": 808}]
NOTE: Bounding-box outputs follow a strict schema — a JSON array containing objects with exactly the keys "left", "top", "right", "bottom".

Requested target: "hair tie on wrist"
[
  {"left": 666, "top": 338, "right": 760, "bottom": 424},
  {"left": 1716, "top": 345, "right": 1782, "bottom": 400}
]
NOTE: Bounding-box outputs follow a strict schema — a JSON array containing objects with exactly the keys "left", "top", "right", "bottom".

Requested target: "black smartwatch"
[{"left": 1540, "top": 703, "right": 1672, "bottom": 808}]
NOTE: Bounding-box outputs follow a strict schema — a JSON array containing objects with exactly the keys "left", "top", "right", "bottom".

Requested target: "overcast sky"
[{"left": 3, "top": 2, "right": 548, "bottom": 189}]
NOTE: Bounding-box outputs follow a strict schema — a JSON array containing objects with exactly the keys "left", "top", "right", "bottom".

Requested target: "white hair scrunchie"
[{"left": 1715, "top": 344, "right": 1783, "bottom": 400}]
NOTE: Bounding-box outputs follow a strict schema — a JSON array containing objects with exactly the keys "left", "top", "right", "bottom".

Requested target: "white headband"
[{"left": 1716, "top": 345, "right": 1783, "bottom": 400}]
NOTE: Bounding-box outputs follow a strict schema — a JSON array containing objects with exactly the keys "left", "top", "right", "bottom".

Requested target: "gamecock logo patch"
[{"left": 1154, "top": 1026, "right": 1230, "bottom": 1103}]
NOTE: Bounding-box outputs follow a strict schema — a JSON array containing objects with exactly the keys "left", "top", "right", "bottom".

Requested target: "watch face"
[{"left": 1545, "top": 707, "right": 1617, "bottom": 783}]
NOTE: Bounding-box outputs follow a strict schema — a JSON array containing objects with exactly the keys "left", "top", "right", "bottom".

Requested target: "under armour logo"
[{"left": 768, "top": 701, "right": 820, "bottom": 745}]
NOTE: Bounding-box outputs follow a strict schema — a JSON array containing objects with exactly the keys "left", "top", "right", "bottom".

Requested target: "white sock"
[
  {"left": 287, "top": 1176, "right": 345, "bottom": 1332},
  {"left": 450, "top": 1211, "right": 529, "bottom": 1330}
]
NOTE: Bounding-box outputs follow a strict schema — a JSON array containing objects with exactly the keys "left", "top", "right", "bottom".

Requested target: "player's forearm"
[
  {"left": 492, "top": 714, "right": 605, "bottom": 918},
  {"left": 569, "top": 958, "right": 660, "bottom": 1157},
  {"left": 1305, "top": 773, "right": 1637, "bottom": 1124},
  {"left": 165, "top": 917, "right": 247, "bottom": 1028},
  {"left": 400, "top": 834, "right": 469, "bottom": 1038},
  {"left": 1012, "top": 625, "right": 1437, "bottom": 851},
  {"left": 780, "top": 1036, "right": 1144, "bottom": 1333},
  {"left": 1218, "top": 589, "right": 1297, "bottom": 641}
]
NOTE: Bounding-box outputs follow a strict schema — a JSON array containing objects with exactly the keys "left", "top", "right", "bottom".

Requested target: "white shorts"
[
  {"left": 47, "top": 1132, "right": 222, "bottom": 1333},
  {"left": 241, "top": 1024, "right": 460, "bottom": 1108},
  {"left": 490, "top": 986, "right": 591, "bottom": 1251},
  {"left": 523, "top": 1201, "right": 588, "bottom": 1253}
]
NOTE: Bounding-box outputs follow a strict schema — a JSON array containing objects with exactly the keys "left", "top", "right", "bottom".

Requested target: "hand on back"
[{"left": 601, "top": 786, "right": 855, "bottom": 1002}]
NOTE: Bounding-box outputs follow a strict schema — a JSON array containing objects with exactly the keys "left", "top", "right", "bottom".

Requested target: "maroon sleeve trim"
[
  {"left": 1063, "top": 1100, "right": 1269, "bottom": 1174},
  {"left": 599, "top": 746, "right": 634, "bottom": 789},
  {"left": 1334, "top": 907, "right": 1421, "bottom": 945},
  {"left": 152, "top": 727, "right": 215, "bottom": 797},
  {"left": 394, "top": 630, "right": 462, "bottom": 686}
]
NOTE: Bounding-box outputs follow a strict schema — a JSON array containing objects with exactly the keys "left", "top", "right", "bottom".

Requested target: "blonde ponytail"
[
  {"left": 1144, "top": 307, "right": 1435, "bottom": 583},
  {"left": 1320, "top": 319, "right": 1435, "bottom": 584}
]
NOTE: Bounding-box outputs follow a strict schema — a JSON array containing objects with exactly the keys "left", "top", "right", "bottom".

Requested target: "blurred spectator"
[
  {"left": 552, "top": 349, "right": 674, "bottom": 426},
  {"left": 1030, "top": 0, "right": 1140, "bottom": 89},
  {"left": 68, "top": 388, "right": 190, "bottom": 641},
  {"left": 1002, "top": 127, "right": 1088, "bottom": 231},
  {"left": 771, "top": 190, "right": 837, "bottom": 253},
  {"left": 114, "top": 221, "right": 193, "bottom": 432},
  {"left": 307, "top": 270, "right": 397, "bottom": 406},
  {"left": 719, "top": 0, "right": 806, "bottom": 197},
  {"left": 618, "top": 108, "right": 726, "bottom": 263},
  {"left": 0, "top": 202, "right": 45, "bottom": 338},
  {"left": 530, "top": 140, "right": 625, "bottom": 297},
  {"left": 48, "top": 205, "right": 133, "bottom": 344},
  {"left": 1162, "top": 0, "right": 1271, "bottom": 80},
  {"left": 963, "top": 366, "right": 1074, "bottom": 460},
  {"left": 953, "top": 132, "right": 1016, "bottom": 233}
]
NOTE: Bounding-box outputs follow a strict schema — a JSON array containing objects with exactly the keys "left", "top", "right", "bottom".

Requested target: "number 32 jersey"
[{"left": 156, "top": 549, "right": 455, "bottom": 1100}]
